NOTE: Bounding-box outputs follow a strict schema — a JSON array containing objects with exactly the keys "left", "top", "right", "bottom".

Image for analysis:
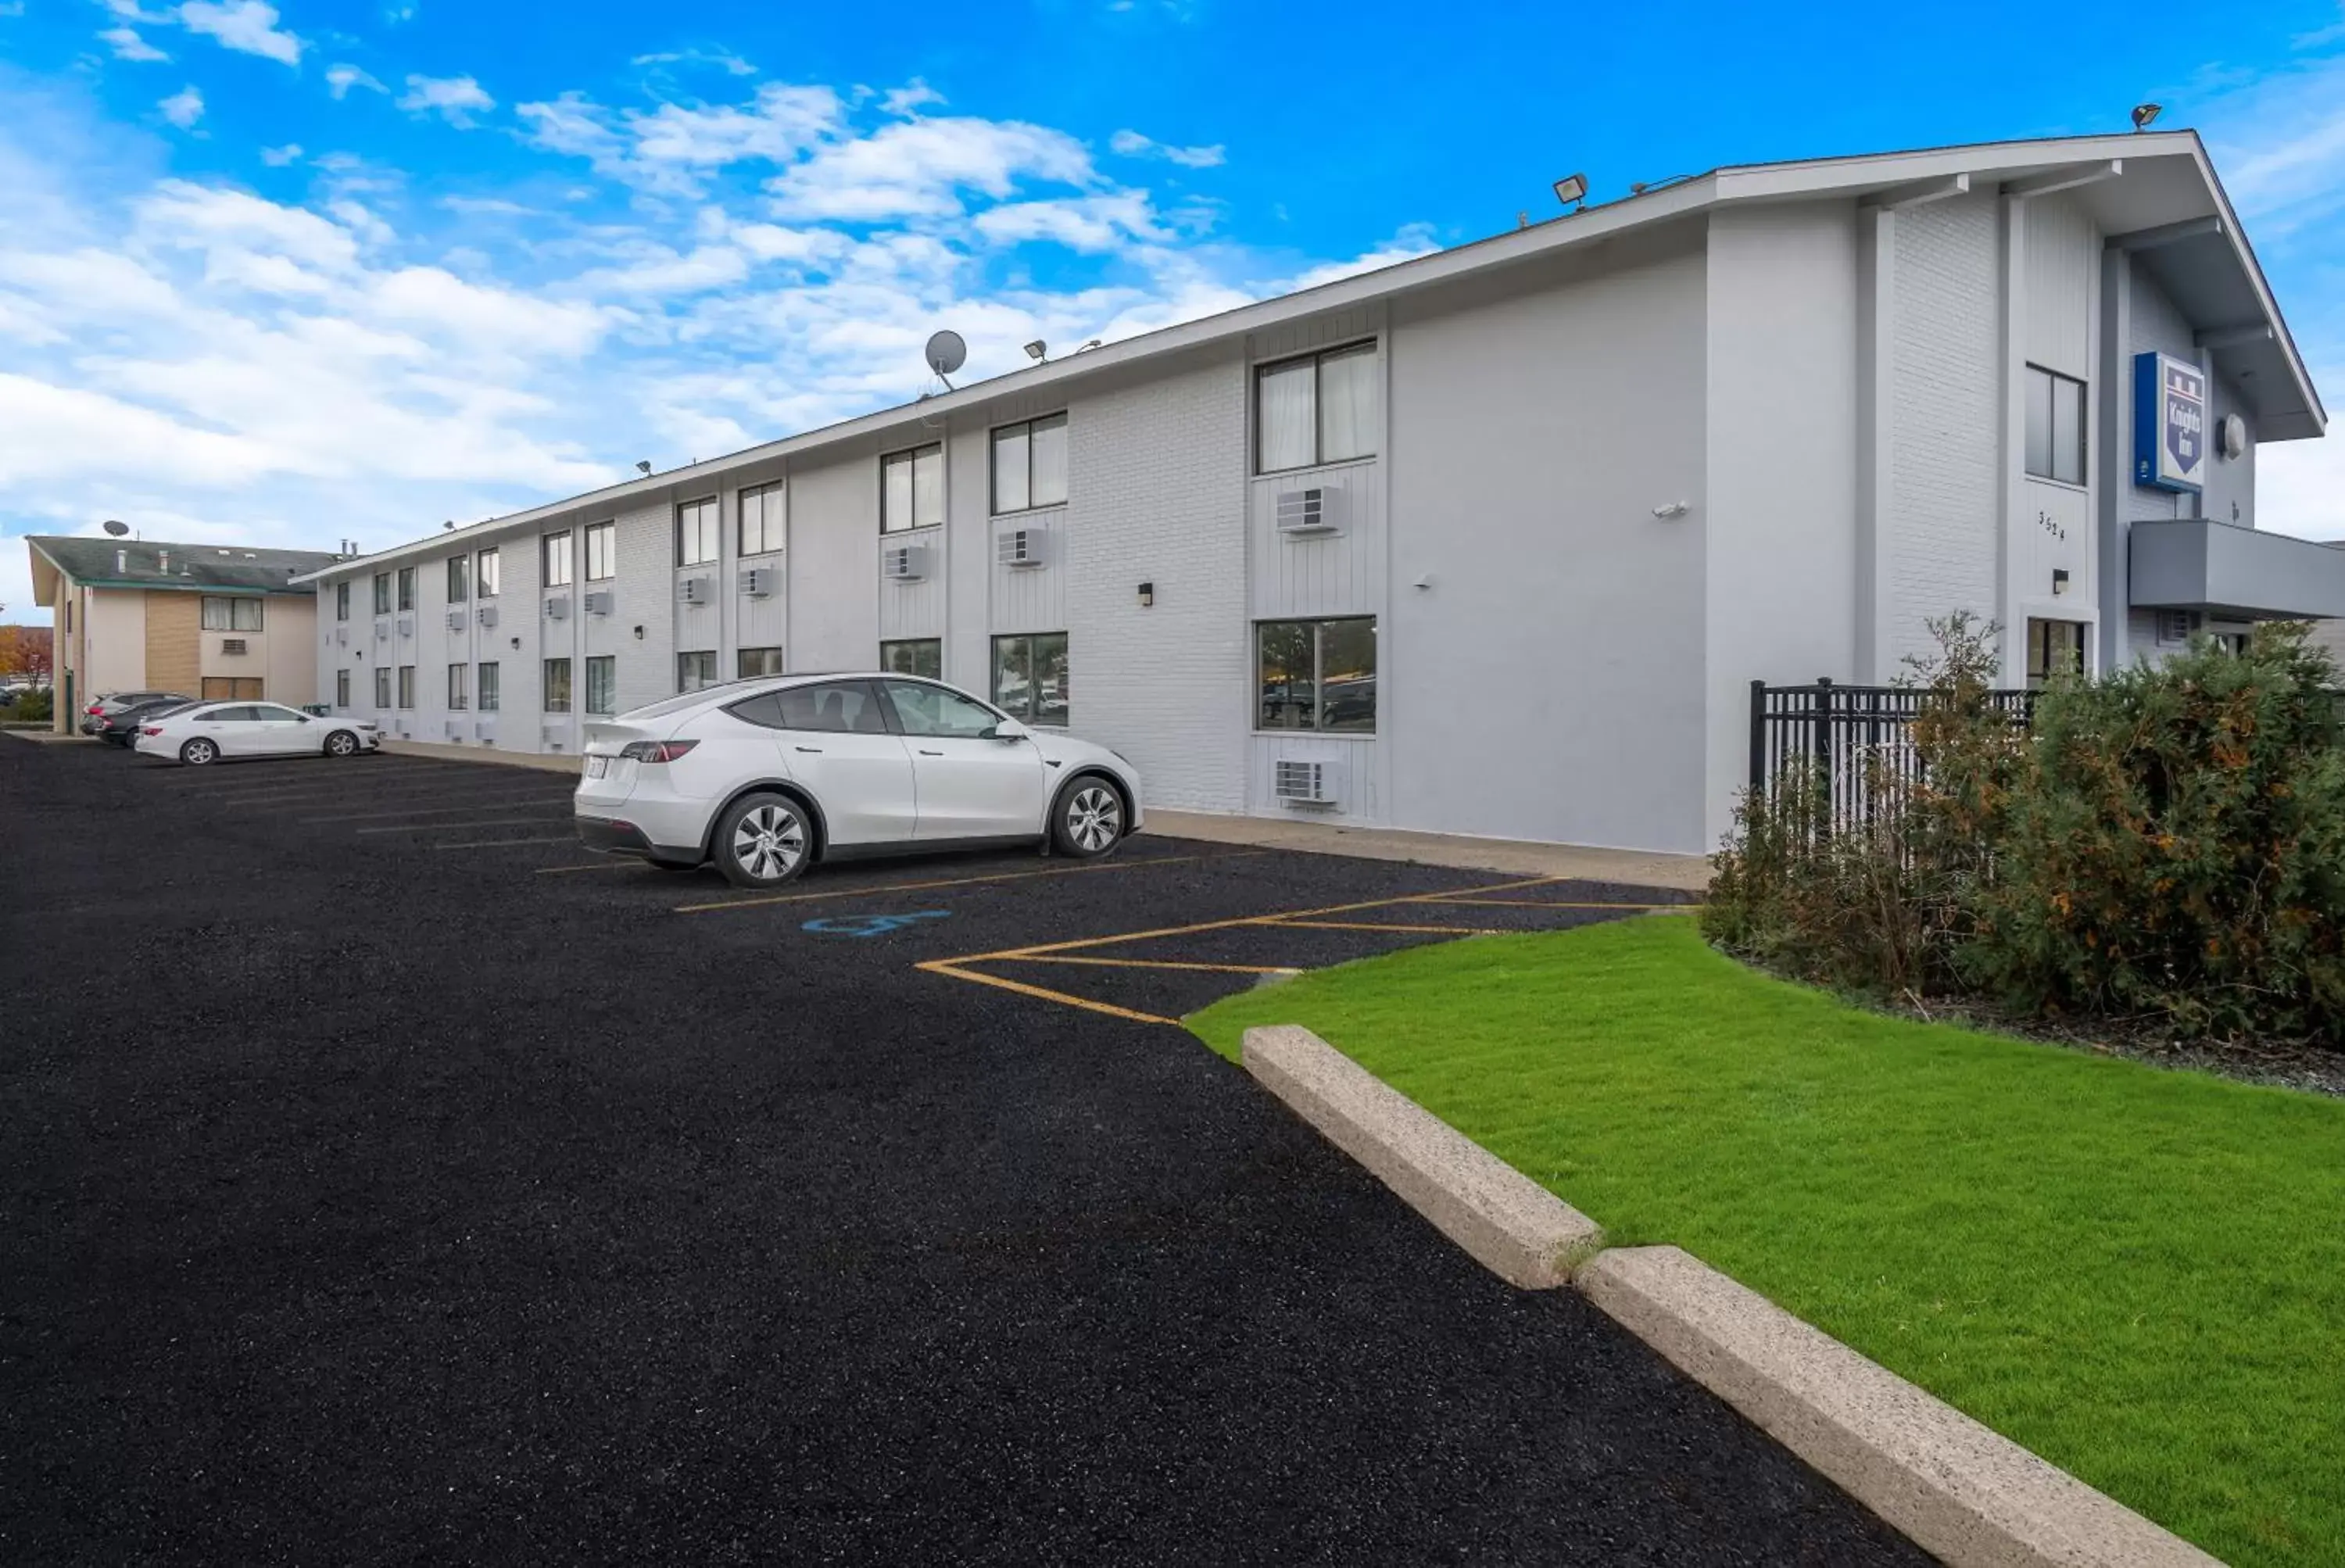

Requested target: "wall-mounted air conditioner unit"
[
  {"left": 678, "top": 576, "right": 711, "bottom": 605},
  {"left": 1273, "top": 758, "right": 1341, "bottom": 807},
  {"left": 476, "top": 605, "right": 498, "bottom": 628},
  {"left": 1276, "top": 487, "right": 1344, "bottom": 537},
  {"left": 446, "top": 610, "right": 467, "bottom": 632},
  {"left": 739, "top": 567, "right": 775, "bottom": 598},
  {"left": 582, "top": 590, "right": 615, "bottom": 616},
  {"left": 374, "top": 621, "right": 390, "bottom": 641},
  {"left": 445, "top": 719, "right": 465, "bottom": 739},
  {"left": 396, "top": 616, "right": 414, "bottom": 637},
  {"left": 882, "top": 545, "right": 927, "bottom": 582},
  {"left": 544, "top": 595, "right": 571, "bottom": 620},
  {"left": 221, "top": 638, "right": 249, "bottom": 657},
  {"left": 474, "top": 718, "right": 496, "bottom": 739},
  {"left": 335, "top": 626, "right": 349, "bottom": 646},
  {"left": 995, "top": 528, "right": 1045, "bottom": 569},
  {"left": 2155, "top": 610, "right": 2203, "bottom": 646}
]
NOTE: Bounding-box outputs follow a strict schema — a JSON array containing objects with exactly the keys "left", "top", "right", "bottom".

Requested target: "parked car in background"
[
  {"left": 574, "top": 673, "right": 1143, "bottom": 887},
  {"left": 134, "top": 701, "right": 380, "bottom": 765},
  {"left": 96, "top": 696, "right": 199, "bottom": 747},
  {"left": 81, "top": 690, "right": 192, "bottom": 734}
]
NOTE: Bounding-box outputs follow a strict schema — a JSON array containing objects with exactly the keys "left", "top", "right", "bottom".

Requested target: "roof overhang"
[
  {"left": 2132, "top": 519, "right": 2345, "bottom": 621},
  {"left": 298, "top": 130, "right": 2325, "bottom": 585},
  {"left": 27, "top": 541, "right": 62, "bottom": 604}
]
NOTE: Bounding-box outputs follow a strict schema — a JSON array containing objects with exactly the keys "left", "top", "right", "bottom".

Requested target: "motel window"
[
  {"left": 477, "top": 548, "right": 499, "bottom": 597},
  {"left": 991, "top": 413, "right": 1069, "bottom": 514},
  {"left": 397, "top": 567, "right": 416, "bottom": 611},
  {"left": 2025, "top": 618, "right": 2089, "bottom": 690},
  {"left": 990, "top": 632, "right": 1068, "bottom": 727},
  {"left": 881, "top": 443, "right": 944, "bottom": 534},
  {"left": 1257, "top": 617, "right": 1377, "bottom": 732},
  {"left": 335, "top": 582, "right": 349, "bottom": 621},
  {"left": 200, "top": 680, "right": 263, "bottom": 700},
  {"left": 739, "top": 482, "right": 784, "bottom": 557},
  {"left": 374, "top": 667, "right": 392, "bottom": 707},
  {"left": 396, "top": 664, "right": 415, "bottom": 709},
  {"left": 676, "top": 497, "right": 719, "bottom": 567},
  {"left": 448, "top": 663, "right": 469, "bottom": 711},
  {"left": 2025, "top": 365, "right": 2087, "bottom": 486},
  {"left": 373, "top": 573, "right": 391, "bottom": 615},
  {"left": 335, "top": 669, "right": 350, "bottom": 707},
  {"left": 201, "top": 596, "right": 263, "bottom": 632},
  {"left": 478, "top": 661, "right": 499, "bottom": 712},
  {"left": 543, "top": 657, "right": 572, "bottom": 714},
  {"left": 1256, "top": 342, "right": 1378, "bottom": 474},
  {"left": 543, "top": 532, "right": 573, "bottom": 588},
  {"left": 447, "top": 553, "right": 471, "bottom": 603},
  {"left": 585, "top": 522, "right": 615, "bottom": 582},
  {"left": 738, "top": 646, "right": 786, "bottom": 678},
  {"left": 677, "top": 650, "right": 718, "bottom": 693},
  {"left": 585, "top": 655, "right": 616, "bottom": 716},
  {"left": 879, "top": 639, "right": 942, "bottom": 681}
]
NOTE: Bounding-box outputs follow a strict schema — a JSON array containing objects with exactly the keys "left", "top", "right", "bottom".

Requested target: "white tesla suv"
[{"left": 574, "top": 673, "right": 1144, "bottom": 887}]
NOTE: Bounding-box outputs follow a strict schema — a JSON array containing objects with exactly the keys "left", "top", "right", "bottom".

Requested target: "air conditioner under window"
[
  {"left": 582, "top": 590, "right": 615, "bottom": 616},
  {"left": 1276, "top": 488, "right": 1344, "bottom": 537},
  {"left": 221, "top": 638, "right": 249, "bottom": 657},
  {"left": 396, "top": 616, "right": 414, "bottom": 636},
  {"left": 476, "top": 605, "right": 499, "bottom": 628},
  {"left": 2156, "top": 610, "right": 2202, "bottom": 646},
  {"left": 544, "top": 595, "right": 571, "bottom": 620},
  {"left": 446, "top": 610, "right": 467, "bottom": 632},
  {"left": 374, "top": 621, "right": 390, "bottom": 641},
  {"left": 996, "top": 528, "right": 1045, "bottom": 569},
  {"left": 335, "top": 627, "right": 349, "bottom": 646},
  {"left": 739, "top": 567, "right": 775, "bottom": 598},
  {"left": 1273, "top": 758, "right": 1340, "bottom": 807},
  {"left": 882, "top": 544, "right": 927, "bottom": 582},
  {"left": 678, "top": 576, "right": 711, "bottom": 605}
]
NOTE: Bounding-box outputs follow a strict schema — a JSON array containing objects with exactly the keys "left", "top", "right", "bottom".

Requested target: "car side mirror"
[{"left": 989, "top": 718, "right": 1031, "bottom": 743}]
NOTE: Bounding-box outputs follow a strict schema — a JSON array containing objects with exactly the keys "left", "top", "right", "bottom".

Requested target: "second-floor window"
[
  {"left": 676, "top": 497, "right": 719, "bottom": 567},
  {"left": 335, "top": 582, "right": 349, "bottom": 621},
  {"left": 881, "top": 443, "right": 944, "bottom": 533},
  {"left": 1256, "top": 341, "right": 1378, "bottom": 474},
  {"left": 201, "top": 596, "right": 263, "bottom": 632},
  {"left": 739, "top": 481, "right": 783, "bottom": 556},
  {"left": 372, "top": 572, "right": 391, "bottom": 614},
  {"left": 447, "top": 553, "right": 471, "bottom": 603},
  {"left": 991, "top": 413, "right": 1069, "bottom": 514},
  {"left": 396, "top": 567, "right": 416, "bottom": 611},
  {"left": 543, "top": 532, "right": 573, "bottom": 588},
  {"left": 585, "top": 522, "right": 615, "bottom": 582},
  {"left": 477, "top": 548, "right": 499, "bottom": 596},
  {"left": 2025, "top": 365, "right": 2087, "bottom": 485}
]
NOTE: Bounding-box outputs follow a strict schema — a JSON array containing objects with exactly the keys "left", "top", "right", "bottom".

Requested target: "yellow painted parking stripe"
[
  {"left": 669, "top": 851, "right": 1254, "bottom": 915},
  {"left": 1266, "top": 918, "right": 1504, "bottom": 936},
  {"left": 913, "top": 960, "right": 1180, "bottom": 1027}
]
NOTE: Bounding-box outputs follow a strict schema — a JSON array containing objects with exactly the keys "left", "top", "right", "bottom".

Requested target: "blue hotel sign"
[{"left": 2133, "top": 350, "right": 2207, "bottom": 492}]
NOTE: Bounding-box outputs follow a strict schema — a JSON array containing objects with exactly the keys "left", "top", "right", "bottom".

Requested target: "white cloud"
[
  {"left": 768, "top": 116, "right": 1096, "bottom": 220},
  {"left": 176, "top": 1, "right": 301, "bottom": 67},
  {"left": 973, "top": 192, "right": 1170, "bottom": 252},
  {"left": 522, "top": 84, "right": 841, "bottom": 195},
  {"left": 633, "top": 48, "right": 757, "bottom": 77},
  {"left": 396, "top": 73, "right": 495, "bottom": 127},
  {"left": 325, "top": 63, "right": 386, "bottom": 99},
  {"left": 259, "top": 142, "right": 302, "bottom": 166},
  {"left": 100, "top": 27, "right": 171, "bottom": 62},
  {"left": 879, "top": 79, "right": 944, "bottom": 117},
  {"left": 158, "top": 85, "right": 204, "bottom": 128},
  {"left": 1108, "top": 128, "right": 1225, "bottom": 169},
  {"left": 569, "top": 243, "right": 750, "bottom": 297}
]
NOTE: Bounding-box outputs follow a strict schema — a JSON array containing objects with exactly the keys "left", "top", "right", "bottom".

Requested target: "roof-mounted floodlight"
[
  {"left": 2131, "top": 103, "right": 2161, "bottom": 131},
  {"left": 1552, "top": 172, "right": 1588, "bottom": 209},
  {"left": 1023, "top": 340, "right": 1047, "bottom": 362}
]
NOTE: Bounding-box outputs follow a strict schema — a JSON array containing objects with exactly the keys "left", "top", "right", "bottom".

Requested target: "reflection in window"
[
  {"left": 882, "top": 444, "right": 945, "bottom": 533},
  {"left": 1256, "top": 618, "right": 1377, "bottom": 732},
  {"left": 991, "top": 632, "right": 1068, "bottom": 726},
  {"left": 677, "top": 650, "right": 718, "bottom": 692},
  {"left": 738, "top": 646, "right": 786, "bottom": 678},
  {"left": 883, "top": 679, "right": 1000, "bottom": 738},
  {"left": 880, "top": 639, "right": 942, "bottom": 680},
  {"left": 2023, "top": 364, "right": 2086, "bottom": 485},
  {"left": 543, "top": 657, "right": 572, "bottom": 714},
  {"left": 991, "top": 413, "right": 1069, "bottom": 514},
  {"left": 2025, "top": 618, "right": 2088, "bottom": 689},
  {"left": 585, "top": 655, "right": 615, "bottom": 715}
]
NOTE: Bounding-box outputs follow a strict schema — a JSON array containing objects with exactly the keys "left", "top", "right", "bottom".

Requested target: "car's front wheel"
[
  {"left": 179, "top": 737, "right": 217, "bottom": 766},
  {"left": 324, "top": 729, "right": 359, "bottom": 758},
  {"left": 714, "top": 793, "right": 811, "bottom": 889},
  {"left": 1052, "top": 777, "right": 1125, "bottom": 859}
]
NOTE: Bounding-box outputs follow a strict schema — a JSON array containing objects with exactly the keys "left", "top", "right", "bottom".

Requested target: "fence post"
[
  {"left": 1749, "top": 679, "right": 1767, "bottom": 798},
  {"left": 1813, "top": 677, "right": 1835, "bottom": 839}
]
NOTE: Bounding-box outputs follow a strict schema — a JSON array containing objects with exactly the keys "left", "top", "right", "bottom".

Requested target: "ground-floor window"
[
  {"left": 990, "top": 632, "right": 1067, "bottom": 726},
  {"left": 881, "top": 639, "right": 941, "bottom": 681},
  {"left": 335, "top": 670, "right": 350, "bottom": 707},
  {"left": 543, "top": 657, "right": 572, "bottom": 714},
  {"left": 201, "top": 676, "right": 264, "bottom": 700},
  {"left": 374, "top": 667, "right": 392, "bottom": 707},
  {"left": 448, "top": 663, "right": 469, "bottom": 711},
  {"left": 739, "top": 646, "right": 785, "bottom": 678},
  {"left": 677, "top": 650, "right": 718, "bottom": 693},
  {"left": 2025, "top": 618, "right": 2088, "bottom": 689},
  {"left": 585, "top": 655, "right": 616, "bottom": 715},
  {"left": 478, "top": 662, "right": 499, "bottom": 712},
  {"left": 1256, "top": 617, "right": 1377, "bottom": 732},
  {"left": 396, "top": 665, "right": 415, "bottom": 709}
]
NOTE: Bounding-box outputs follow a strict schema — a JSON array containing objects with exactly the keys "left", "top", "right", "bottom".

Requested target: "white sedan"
[
  {"left": 575, "top": 672, "right": 1143, "bottom": 887},
  {"left": 135, "top": 701, "right": 381, "bottom": 765}
]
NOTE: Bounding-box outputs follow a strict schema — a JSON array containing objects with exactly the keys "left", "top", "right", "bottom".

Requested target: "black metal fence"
[{"left": 1748, "top": 678, "right": 2037, "bottom": 832}]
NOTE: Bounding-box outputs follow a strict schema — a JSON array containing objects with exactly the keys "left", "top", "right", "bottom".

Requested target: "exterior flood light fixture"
[
  {"left": 2131, "top": 103, "right": 2161, "bottom": 131},
  {"left": 635, "top": 460, "right": 653, "bottom": 476},
  {"left": 1024, "top": 341, "right": 1047, "bottom": 362},
  {"left": 1552, "top": 172, "right": 1589, "bottom": 209}
]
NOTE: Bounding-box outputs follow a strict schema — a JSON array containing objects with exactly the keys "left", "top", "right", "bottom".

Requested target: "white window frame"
[
  {"left": 1254, "top": 616, "right": 1378, "bottom": 734},
  {"left": 585, "top": 654, "right": 616, "bottom": 715},
  {"left": 739, "top": 481, "right": 784, "bottom": 557},
  {"left": 448, "top": 662, "right": 469, "bottom": 711},
  {"left": 477, "top": 660, "right": 499, "bottom": 712},
  {"left": 880, "top": 443, "right": 945, "bottom": 535},
  {"left": 1255, "top": 340, "right": 1379, "bottom": 474},
  {"left": 990, "top": 413, "right": 1070, "bottom": 515},
  {"left": 543, "top": 532, "right": 574, "bottom": 589},
  {"left": 677, "top": 650, "right": 718, "bottom": 693},
  {"left": 2024, "top": 364, "right": 2088, "bottom": 487},
  {"left": 477, "top": 547, "right": 500, "bottom": 597},
  {"left": 543, "top": 657, "right": 572, "bottom": 714},
  {"left": 675, "top": 497, "right": 719, "bottom": 567},
  {"left": 584, "top": 522, "right": 615, "bottom": 582}
]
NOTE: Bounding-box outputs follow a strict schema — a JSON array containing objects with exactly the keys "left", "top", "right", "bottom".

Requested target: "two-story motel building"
[{"left": 299, "top": 131, "right": 2337, "bottom": 857}]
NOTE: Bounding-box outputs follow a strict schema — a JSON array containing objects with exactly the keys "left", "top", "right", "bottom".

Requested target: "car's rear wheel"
[
  {"left": 1052, "top": 777, "right": 1125, "bottom": 859},
  {"left": 324, "top": 729, "right": 359, "bottom": 758},
  {"left": 179, "top": 737, "right": 217, "bottom": 766},
  {"left": 714, "top": 793, "right": 811, "bottom": 889}
]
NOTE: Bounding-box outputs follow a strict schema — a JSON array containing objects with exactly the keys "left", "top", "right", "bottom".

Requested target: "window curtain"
[
  {"left": 1029, "top": 414, "right": 1069, "bottom": 507},
  {"left": 1257, "top": 360, "right": 1316, "bottom": 471},
  {"left": 992, "top": 425, "right": 1030, "bottom": 514},
  {"left": 912, "top": 445, "right": 945, "bottom": 527},
  {"left": 1317, "top": 346, "right": 1378, "bottom": 464}
]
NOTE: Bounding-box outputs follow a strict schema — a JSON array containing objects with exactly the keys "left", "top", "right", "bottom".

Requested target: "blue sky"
[{"left": 3, "top": 0, "right": 2343, "bottom": 624}]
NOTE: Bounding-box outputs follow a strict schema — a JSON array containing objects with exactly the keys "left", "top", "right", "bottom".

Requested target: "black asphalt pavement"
[{"left": 0, "top": 739, "right": 1930, "bottom": 1566}]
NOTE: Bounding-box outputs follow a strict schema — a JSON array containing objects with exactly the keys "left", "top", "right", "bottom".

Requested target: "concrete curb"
[
  {"left": 1240, "top": 1025, "right": 1604, "bottom": 1288},
  {"left": 1242, "top": 1023, "right": 2222, "bottom": 1568}
]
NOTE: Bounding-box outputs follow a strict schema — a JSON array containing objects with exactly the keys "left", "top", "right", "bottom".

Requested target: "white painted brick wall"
[
  {"left": 1063, "top": 351, "right": 1251, "bottom": 813},
  {"left": 1887, "top": 192, "right": 2003, "bottom": 671},
  {"left": 612, "top": 499, "right": 675, "bottom": 712}
]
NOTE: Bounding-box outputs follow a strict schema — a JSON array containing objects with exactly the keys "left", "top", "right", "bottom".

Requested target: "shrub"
[{"left": 3, "top": 689, "right": 53, "bottom": 723}]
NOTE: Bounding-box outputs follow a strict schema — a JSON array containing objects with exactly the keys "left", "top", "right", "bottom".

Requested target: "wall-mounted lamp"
[
  {"left": 632, "top": 625, "right": 645, "bottom": 639},
  {"left": 1651, "top": 501, "right": 1691, "bottom": 520},
  {"left": 1412, "top": 573, "right": 1434, "bottom": 591},
  {"left": 510, "top": 635, "right": 522, "bottom": 650},
  {"left": 2052, "top": 569, "right": 2071, "bottom": 596},
  {"left": 1137, "top": 581, "right": 1154, "bottom": 608}
]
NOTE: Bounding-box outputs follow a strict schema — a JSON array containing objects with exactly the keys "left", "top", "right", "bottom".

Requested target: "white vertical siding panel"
[
  {"left": 987, "top": 509, "right": 1067, "bottom": 635},
  {"left": 787, "top": 450, "right": 880, "bottom": 671},
  {"left": 877, "top": 527, "right": 947, "bottom": 639},
  {"left": 611, "top": 499, "right": 673, "bottom": 713},
  {"left": 1247, "top": 460, "right": 1381, "bottom": 619},
  {"left": 2023, "top": 194, "right": 2093, "bottom": 378}
]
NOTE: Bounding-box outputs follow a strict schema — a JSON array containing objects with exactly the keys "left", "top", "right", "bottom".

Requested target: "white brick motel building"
[{"left": 300, "top": 131, "right": 2336, "bottom": 857}]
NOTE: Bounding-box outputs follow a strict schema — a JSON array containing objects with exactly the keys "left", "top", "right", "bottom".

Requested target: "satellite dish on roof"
[
  {"left": 102, "top": 519, "right": 129, "bottom": 537},
  {"left": 924, "top": 329, "right": 967, "bottom": 381}
]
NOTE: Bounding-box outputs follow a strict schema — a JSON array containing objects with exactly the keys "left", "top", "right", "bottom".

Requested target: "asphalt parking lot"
[{"left": 1, "top": 740, "right": 1927, "bottom": 1566}]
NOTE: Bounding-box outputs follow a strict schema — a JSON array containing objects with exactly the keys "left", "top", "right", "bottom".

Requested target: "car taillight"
[
  {"left": 618, "top": 739, "right": 699, "bottom": 764},
  {"left": 141, "top": 725, "right": 163, "bottom": 736}
]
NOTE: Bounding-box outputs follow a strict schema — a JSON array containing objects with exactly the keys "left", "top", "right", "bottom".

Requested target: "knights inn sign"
[{"left": 2133, "top": 350, "right": 2207, "bottom": 493}]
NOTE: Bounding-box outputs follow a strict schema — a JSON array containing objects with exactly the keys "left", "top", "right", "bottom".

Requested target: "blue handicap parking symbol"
[{"left": 801, "top": 911, "right": 952, "bottom": 938}]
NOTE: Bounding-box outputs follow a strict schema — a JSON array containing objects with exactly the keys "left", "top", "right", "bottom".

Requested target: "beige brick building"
[{"left": 27, "top": 535, "right": 341, "bottom": 732}]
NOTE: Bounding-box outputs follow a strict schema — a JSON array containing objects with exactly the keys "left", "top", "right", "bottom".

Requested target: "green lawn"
[{"left": 1189, "top": 918, "right": 2345, "bottom": 1568}]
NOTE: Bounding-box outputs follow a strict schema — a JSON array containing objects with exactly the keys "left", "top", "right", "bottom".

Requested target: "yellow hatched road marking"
[
  {"left": 1405, "top": 897, "right": 1702, "bottom": 911},
  {"left": 914, "top": 961, "right": 1181, "bottom": 1027},
  {"left": 668, "top": 851, "right": 1251, "bottom": 915},
  {"left": 1266, "top": 918, "right": 1503, "bottom": 936},
  {"left": 994, "top": 955, "right": 1304, "bottom": 976}
]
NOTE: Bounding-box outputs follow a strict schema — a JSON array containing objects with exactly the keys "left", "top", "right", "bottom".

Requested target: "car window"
[
  {"left": 882, "top": 680, "right": 1000, "bottom": 739},
  {"left": 198, "top": 706, "right": 252, "bottom": 723},
  {"left": 252, "top": 704, "right": 306, "bottom": 721},
  {"left": 727, "top": 681, "right": 886, "bottom": 735}
]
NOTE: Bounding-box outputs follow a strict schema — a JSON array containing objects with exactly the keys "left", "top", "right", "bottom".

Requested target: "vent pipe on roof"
[
  {"left": 158, "top": 550, "right": 170, "bottom": 573},
  {"left": 116, "top": 549, "right": 127, "bottom": 573}
]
